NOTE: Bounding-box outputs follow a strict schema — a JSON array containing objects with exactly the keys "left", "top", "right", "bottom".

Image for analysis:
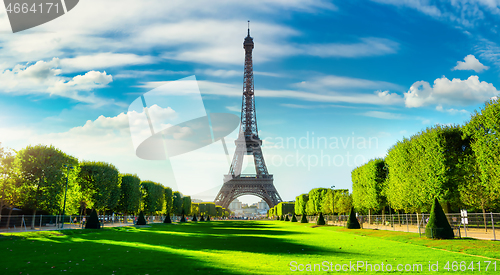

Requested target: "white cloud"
[
  {"left": 0, "top": 59, "right": 114, "bottom": 105},
  {"left": 295, "top": 75, "right": 403, "bottom": 91},
  {"left": 196, "top": 69, "right": 240, "bottom": 78},
  {"left": 60, "top": 53, "right": 155, "bottom": 73},
  {"left": 452, "top": 54, "right": 489, "bottom": 72},
  {"left": 371, "top": 0, "right": 500, "bottom": 28},
  {"left": 226, "top": 105, "right": 241, "bottom": 112},
  {"left": 436, "top": 104, "right": 469, "bottom": 115},
  {"left": 404, "top": 75, "right": 499, "bottom": 108},
  {"left": 140, "top": 80, "right": 405, "bottom": 106},
  {"left": 360, "top": 111, "right": 405, "bottom": 120},
  {"left": 301, "top": 37, "right": 399, "bottom": 58}
]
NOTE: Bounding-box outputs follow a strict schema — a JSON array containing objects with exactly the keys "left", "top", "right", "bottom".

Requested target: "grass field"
[{"left": 1, "top": 220, "right": 499, "bottom": 274}]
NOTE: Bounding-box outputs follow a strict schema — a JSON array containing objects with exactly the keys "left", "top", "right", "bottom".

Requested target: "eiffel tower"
[{"left": 214, "top": 24, "right": 282, "bottom": 209}]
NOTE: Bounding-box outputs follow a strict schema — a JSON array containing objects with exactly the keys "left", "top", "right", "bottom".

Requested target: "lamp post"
[{"left": 61, "top": 164, "right": 74, "bottom": 229}]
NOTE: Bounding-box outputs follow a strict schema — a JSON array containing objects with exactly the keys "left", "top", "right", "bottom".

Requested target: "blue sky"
[{"left": 0, "top": 0, "right": 499, "bottom": 205}]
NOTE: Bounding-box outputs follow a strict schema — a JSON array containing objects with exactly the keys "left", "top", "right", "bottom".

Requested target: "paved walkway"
[{"left": 327, "top": 221, "right": 499, "bottom": 240}]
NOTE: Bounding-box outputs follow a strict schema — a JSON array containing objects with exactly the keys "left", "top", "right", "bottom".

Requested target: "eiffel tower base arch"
[{"left": 214, "top": 176, "right": 282, "bottom": 209}]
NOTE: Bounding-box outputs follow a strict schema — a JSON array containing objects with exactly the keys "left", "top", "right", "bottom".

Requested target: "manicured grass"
[{"left": 1, "top": 221, "right": 499, "bottom": 274}]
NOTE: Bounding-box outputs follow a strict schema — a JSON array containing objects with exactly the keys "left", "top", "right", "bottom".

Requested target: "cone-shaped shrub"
[
  {"left": 425, "top": 198, "right": 454, "bottom": 239},
  {"left": 281, "top": 215, "right": 285, "bottom": 221},
  {"left": 136, "top": 211, "right": 147, "bottom": 225},
  {"left": 206, "top": 215, "right": 211, "bottom": 221},
  {"left": 291, "top": 214, "right": 297, "bottom": 222},
  {"left": 199, "top": 215, "right": 205, "bottom": 221},
  {"left": 300, "top": 214, "right": 308, "bottom": 223},
  {"left": 277, "top": 215, "right": 280, "bottom": 221},
  {"left": 346, "top": 207, "right": 361, "bottom": 229},
  {"left": 285, "top": 215, "right": 290, "bottom": 221},
  {"left": 180, "top": 215, "right": 186, "bottom": 223},
  {"left": 316, "top": 213, "right": 325, "bottom": 225},
  {"left": 85, "top": 209, "right": 100, "bottom": 229},
  {"left": 164, "top": 213, "right": 171, "bottom": 224},
  {"left": 192, "top": 215, "right": 197, "bottom": 222}
]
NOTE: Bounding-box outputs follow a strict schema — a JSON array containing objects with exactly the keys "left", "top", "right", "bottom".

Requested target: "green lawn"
[{"left": 1, "top": 221, "right": 499, "bottom": 274}]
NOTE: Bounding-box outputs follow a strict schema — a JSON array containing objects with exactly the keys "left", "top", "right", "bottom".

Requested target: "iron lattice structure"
[{"left": 214, "top": 26, "right": 282, "bottom": 209}]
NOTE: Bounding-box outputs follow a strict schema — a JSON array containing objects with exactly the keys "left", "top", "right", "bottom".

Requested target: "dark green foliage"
[
  {"left": 300, "top": 214, "right": 308, "bottom": 223},
  {"left": 85, "top": 209, "right": 100, "bottom": 229},
  {"left": 16, "top": 144, "right": 77, "bottom": 223},
  {"left": 281, "top": 215, "right": 285, "bottom": 221},
  {"left": 164, "top": 187, "right": 173, "bottom": 214},
  {"left": 316, "top": 213, "right": 325, "bottom": 225},
  {"left": 346, "top": 207, "right": 361, "bottom": 229},
  {"left": 199, "top": 215, "right": 205, "bottom": 222},
  {"left": 118, "top": 174, "right": 141, "bottom": 215},
  {"left": 163, "top": 213, "right": 171, "bottom": 224},
  {"left": 141, "top": 181, "right": 165, "bottom": 214},
  {"left": 172, "top": 191, "right": 183, "bottom": 215},
  {"left": 425, "top": 198, "right": 454, "bottom": 239},
  {"left": 277, "top": 215, "right": 280, "bottom": 221},
  {"left": 206, "top": 215, "right": 211, "bottom": 221},
  {"left": 192, "top": 215, "right": 197, "bottom": 222},
  {"left": 284, "top": 215, "right": 290, "bottom": 221},
  {"left": 183, "top": 196, "right": 192, "bottom": 216},
  {"left": 180, "top": 215, "right": 186, "bottom": 223},
  {"left": 136, "top": 211, "right": 147, "bottom": 225},
  {"left": 291, "top": 215, "right": 297, "bottom": 222},
  {"left": 276, "top": 202, "right": 295, "bottom": 216},
  {"left": 78, "top": 161, "right": 121, "bottom": 213}
]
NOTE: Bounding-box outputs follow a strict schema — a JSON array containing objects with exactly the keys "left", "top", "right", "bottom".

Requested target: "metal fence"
[
  {"left": 0, "top": 214, "right": 179, "bottom": 233},
  {"left": 301, "top": 213, "right": 500, "bottom": 240}
]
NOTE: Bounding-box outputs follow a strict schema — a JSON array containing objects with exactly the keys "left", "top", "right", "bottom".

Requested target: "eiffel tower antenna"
[{"left": 214, "top": 25, "right": 282, "bottom": 209}]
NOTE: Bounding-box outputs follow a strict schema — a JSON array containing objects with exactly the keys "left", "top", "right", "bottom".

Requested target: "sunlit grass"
[{"left": 1, "top": 221, "right": 499, "bottom": 274}]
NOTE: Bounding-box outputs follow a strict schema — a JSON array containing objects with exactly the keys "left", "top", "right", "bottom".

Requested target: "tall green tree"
[
  {"left": 385, "top": 125, "right": 467, "bottom": 213},
  {"left": 352, "top": 158, "right": 387, "bottom": 217},
  {"left": 335, "top": 190, "right": 352, "bottom": 215},
  {"left": 117, "top": 174, "right": 141, "bottom": 218},
  {"left": 15, "top": 144, "right": 77, "bottom": 229},
  {"left": 0, "top": 147, "right": 22, "bottom": 226},
  {"left": 306, "top": 188, "right": 330, "bottom": 215},
  {"left": 77, "top": 161, "right": 120, "bottom": 215},
  {"left": 141, "top": 181, "right": 165, "bottom": 215},
  {"left": 172, "top": 191, "right": 183, "bottom": 216},
  {"left": 462, "top": 99, "right": 500, "bottom": 224},
  {"left": 164, "top": 187, "right": 173, "bottom": 215},
  {"left": 182, "top": 195, "right": 191, "bottom": 216},
  {"left": 295, "top": 194, "right": 309, "bottom": 216}
]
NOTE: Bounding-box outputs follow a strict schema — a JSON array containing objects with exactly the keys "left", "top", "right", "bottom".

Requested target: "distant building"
[
  {"left": 192, "top": 199, "right": 204, "bottom": 203},
  {"left": 229, "top": 199, "right": 242, "bottom": 211},
  {"left": 258, "top": 200, "right": 269, "bottom": 210}
]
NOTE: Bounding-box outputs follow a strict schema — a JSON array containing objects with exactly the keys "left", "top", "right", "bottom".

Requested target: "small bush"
[
  {"left": 277, "top": 216, "right": 280, "bottom": 221},
  {"left": 285, "top": 215, "right": 290, "bottom": 221},
  {"left": 85, "top": 209, "right": 100, "bottom": 229},
  {"left": 300, "top": 214, "right": 308, "bottom": 223},
  {"left": 192, "top": 215, "right": 197, "bottom": 222},
  {"left": 200, "top": 215, "right": 205, "bottom": 221},
  {"left": 164, "top": 213, "right": 171, "bottom": 224},
  {"left": 316, "top": 213, "right": 325, "bottom": 225},
  {"left": 206, "top": 215, "right": 211, "bottom": 221},
  {"left": 425, "top": 198, "right": 454, "bottom": 239},
  {"left": 136, "top": 211, "right": 147, "bottom": 225},
  {"left": 291, "top": 214, "right": 297, "bottom": 222},
  {"left": 346, "top": 207, "right": 361, "bottom": 229},
  {"left": 180, "top": 215, "right": 186, "bottom": 223}
]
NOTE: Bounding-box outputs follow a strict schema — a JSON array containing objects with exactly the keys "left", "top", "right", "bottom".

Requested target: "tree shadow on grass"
[{"left": 79, "top": 221, "right": 356, "bottom": 257}]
